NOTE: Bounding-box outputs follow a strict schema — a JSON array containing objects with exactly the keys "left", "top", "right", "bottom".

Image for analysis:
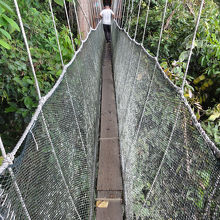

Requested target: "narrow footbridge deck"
[
  {"left": 0, "top": 15, "right": 219, "bottom": 219},
  {"left": 96, "top": 43, "right": 123, "bottom": 219}
]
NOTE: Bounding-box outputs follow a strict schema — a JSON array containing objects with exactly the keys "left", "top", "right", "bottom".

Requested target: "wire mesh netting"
[
  {"left": 0, "top": 24, "right": 104, "bottom": 219},
  {"left": 1, "top": 11, "right": 220, "bottom": 219},
  {"left": 112, "top": 22, "right": 220, "bottom": 219}
]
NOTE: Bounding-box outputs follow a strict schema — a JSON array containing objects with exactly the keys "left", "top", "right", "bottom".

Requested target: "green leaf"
[
  {"left": 24, "top": 96, "right": 33, "bottom": 109},
  {"left": 0, "top": 0, "right": 14, "bottom": 14},
  {"left": 54, "top": 0, "right": 64, "bottom": 6},
  {"left": 26, "top": 79, "right": 34, "bottom": 85},
  {"left": 201, "top": 56, "right": 206, "bottom": 67},
  {"left": 208, "top": 112, "right": 220, "bottom": 121},
  {"left": 5, "top": 105, "right": 17, "bottom": 113},
  {"left": 13, "top": 76, "right": 23, "bottom": 86},
  {"left": 0, "top": 28, "right": 11, "bottom": 39},
  {"left": 0, "top": 17, "right": 7, "bottom": 26},
  {"left": 0, "top": 156, "right": 3, "bottom": 166},
  {"left": 179, "top": 51, "right": 189, "bottom": 62},
  {"left": 74, "top": 37, "right": 81, "bottom": 46},
  {"left": 193, "top": 74, "right": 205, "bottom": 84},
  {"left": 2, "top": 14, "right": 20, "bottom": 32},
  {"left": 0, "top": 39, "right": 10, "bottom": 49},
  {"left": 213, "top": 71, "right": 220, "bottom": 75},
  {"left": 56, "top": 69, "right": 62, "bottom": 77}
]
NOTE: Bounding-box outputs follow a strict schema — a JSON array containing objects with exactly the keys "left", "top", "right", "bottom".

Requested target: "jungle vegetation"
[
  {"left": 0, "top": 0, "right": 219, "bottom": 154},
  {"left": 125, "top": 0, "right": 220, "bottom": 148},
  {"left": 0, "top": 0, "right": 78, "bottom": 153}
]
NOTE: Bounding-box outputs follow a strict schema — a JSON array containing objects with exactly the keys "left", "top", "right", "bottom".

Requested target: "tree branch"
[{"left": 164, "top": 10, "right": 176, "bottom": 30}]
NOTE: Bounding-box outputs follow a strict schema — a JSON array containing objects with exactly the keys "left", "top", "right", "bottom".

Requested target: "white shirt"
[{"left": 100, "top": 9, "right": 114, "bottom": 25}]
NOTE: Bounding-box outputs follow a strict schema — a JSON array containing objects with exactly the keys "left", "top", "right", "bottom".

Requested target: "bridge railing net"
[
  {"left": 112, "top": 22, "right": 220, "bottom": 219},
  {"left": 0, "top": 25, "right": 104, "bottom": 219}
]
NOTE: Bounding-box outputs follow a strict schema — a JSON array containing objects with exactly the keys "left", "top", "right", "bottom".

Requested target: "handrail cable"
[
  {"left": 127, "top": 0, "right": 134, "bottom": 34},
  {"left": 124, "top": 0, "right": 131, "bottom": 31},
  {"left": 134, "top": 0, "right": 142, "bottom": 40},
  {"left": 121, "top": 0, "right": 127, "bottom": 27},
  {"left": 141, "top": 0, "right": 151, "bottom": 44},
  {"left": 136, "top": 0, "right": 206, "bottom": 213}
]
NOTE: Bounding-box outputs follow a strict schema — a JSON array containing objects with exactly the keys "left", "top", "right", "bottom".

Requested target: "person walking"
[{"left": 100, "top": 5, "right": 115, "bottom": 43}]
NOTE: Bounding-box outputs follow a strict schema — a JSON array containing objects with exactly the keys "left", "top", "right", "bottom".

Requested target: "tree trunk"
[
  {"left": 78, "top": 0, "right": 91, "bottom": 39},
  {"left": 69, "top": 2, "right": 74, "bottom": 30}
]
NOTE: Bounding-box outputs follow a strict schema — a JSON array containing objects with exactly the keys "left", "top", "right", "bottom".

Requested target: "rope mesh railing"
[
  {"left": 0, "top": 28, "right": 104, "bottom": 219},
  {"left": 0, "top": 1, "right": 105, "bottom": 219},
  {"left": 112, "top": 8, "right": 220, "bottom": 220},
  {"left": 0, "top": 0, "right": 220, "bottom": 219}
]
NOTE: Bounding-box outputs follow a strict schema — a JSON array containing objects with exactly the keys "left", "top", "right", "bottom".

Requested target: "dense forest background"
[
  {"left": 0, "top": 0, "right": 219, "bottom": 157},
  {"left": 125, "top": 0, "right": 220, "bottom": 148},
  {"left": 0, "top": 0, "right": 79, "bottom": 155}
]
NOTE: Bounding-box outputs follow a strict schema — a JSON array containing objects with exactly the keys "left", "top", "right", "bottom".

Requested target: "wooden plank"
[
  {"left": 101, "top": 81, "right": 117, "bottom": 113},
  {"left": 96, "top": 191, "right": 123, "bottom": 220},
  {"left": 96, "top": 43, "right": 123, "bottom": 219},
  {"left": 100, "top": 112, "right": 118, "bottom": 138},
  {"left": 97, "top": 139, "right": 123, "bottom": 190}
]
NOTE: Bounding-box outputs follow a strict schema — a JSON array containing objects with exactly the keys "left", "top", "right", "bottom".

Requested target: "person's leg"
[
  {"left": 107, "top": 25, "right": 111, "bottom": 42},
  {"left": 103, "top": 24, "right": 108, "bottom": 42}
]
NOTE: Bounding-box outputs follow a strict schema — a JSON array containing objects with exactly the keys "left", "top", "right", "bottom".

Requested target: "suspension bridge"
[{"left": 0, "top": 0, "right": 219, "bottom": 219}]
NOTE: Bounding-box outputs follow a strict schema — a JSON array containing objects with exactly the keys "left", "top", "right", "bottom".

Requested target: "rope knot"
[{"left": 3, "top": 153, "right": 14, "bottom": 165}]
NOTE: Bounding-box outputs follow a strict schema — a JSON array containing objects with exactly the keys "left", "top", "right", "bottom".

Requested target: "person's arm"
[
  {"left": 100, "top": 11, "right": 103, "bottom": 19},
  {"left": 111, "top": 10, "right": 115, "bottom": 19}
]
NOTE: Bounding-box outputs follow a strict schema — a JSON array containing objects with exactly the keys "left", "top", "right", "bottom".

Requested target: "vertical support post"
[
  {"left": 91, "top": 0, "right": 96, "bottom": 28},
  {"left": 124, "top": 0, "right": 131, "bottom": 31},
  {"left": 116, "top": 0, "right": 120, "bottom": 24},
  {"left": 121, "top": 0, "right": 127, "bottom": 28},
  {"left": 73, "top": 0, "right": 82, "bottom": 42},
  {"left": 87, "top": 0, "right": 93, "bottom": 28},
  {"left": 134, "top": 0, "right": 142, "bottom": 40},
  {"left": 77, "top": 0, "right": 91, "bottom": 39},
  {"left": 118, "top": 0, "right": 123, "bottom": 26},
  {"left": 94, "top": 0, "right": 99, "bottom": 26}
]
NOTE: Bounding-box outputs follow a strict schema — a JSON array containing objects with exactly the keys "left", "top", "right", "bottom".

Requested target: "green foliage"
[
  {"left": 123, "top": 1, "right": 220, "bottom": 216},
  {"left": 0, "top": 156, "right": 3, "bottom": 166},
  {"left": 0, "top": 0, "right": 79, "bottom": 152},
  {"left": 0, "top": 1, "right": 20, "bottom": 49},
  {"left": 54, "top": 0, "right": 64, "bottom": 7},
  {"left": 195, "top": 170, "right": 210, "bottom": 209},
  {"left": 202, "top": 104, "right": 220, "bottom": 147},
  {"left": 127, "top": 0, "right": 220, "bottom": 148}
]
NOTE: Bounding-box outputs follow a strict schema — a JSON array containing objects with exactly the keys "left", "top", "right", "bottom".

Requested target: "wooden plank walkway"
[{"left": 96, "top": 43, "right": 123, "bottom": 219}]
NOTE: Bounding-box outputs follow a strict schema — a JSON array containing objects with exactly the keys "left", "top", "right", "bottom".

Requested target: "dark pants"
[{"left": 103, "top": 24, "right": 111, "bottom": 42}]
